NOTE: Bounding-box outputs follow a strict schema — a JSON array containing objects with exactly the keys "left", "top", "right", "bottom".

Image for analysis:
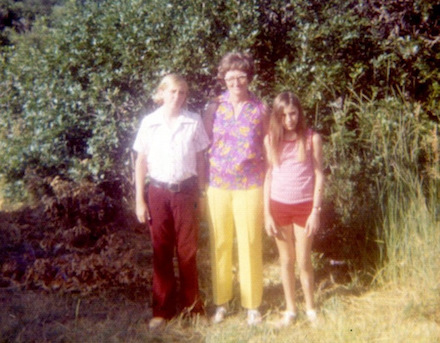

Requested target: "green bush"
[
  {"left": 0, "top": 0, "right": 66, "bottom": 46},
  {"left": 0, "top": 0, "right": 283, "bottom": 200},
  {"left": 0, "top": 0, "right": 438, "bottom": 268},
  {"left": 273, "top": 0, "right": 440, "bottom": 121}
]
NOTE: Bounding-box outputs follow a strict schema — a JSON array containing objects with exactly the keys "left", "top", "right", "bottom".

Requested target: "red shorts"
[{"left": 269, "top": 199, "right": 313, "bottom": 227}]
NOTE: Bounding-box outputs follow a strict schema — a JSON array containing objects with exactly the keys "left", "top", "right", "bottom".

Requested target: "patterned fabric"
[
  {"left": 270, "top": 129, "right": 315, "bottom": 204},
  {"left": 208, "top": 91, "right": 266, "bottom": 189},
  {"left": 133, "top": 107, "right": 210, "bottom": 184}
]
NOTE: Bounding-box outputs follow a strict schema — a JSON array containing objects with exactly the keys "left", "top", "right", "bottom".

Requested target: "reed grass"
[{"left": 375, "top": 173, "right": 440, "bottom": 288}]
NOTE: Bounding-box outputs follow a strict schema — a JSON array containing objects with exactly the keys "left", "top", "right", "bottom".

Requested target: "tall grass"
[
  {"left": 376, "top": 171, "right": 439, "bottom": 289},
  {"left": 325, "top": 90, "right": 439, "bottom": 272},
  {"left": 352, "top": 91, "right": 439, "bottom": 289}
]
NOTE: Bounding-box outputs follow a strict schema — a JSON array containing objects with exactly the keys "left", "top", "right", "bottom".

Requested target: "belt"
[{"left": 149, "top": 177, "right": 197, "bottom": 193}]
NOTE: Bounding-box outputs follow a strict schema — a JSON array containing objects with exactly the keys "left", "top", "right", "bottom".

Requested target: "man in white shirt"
[{"left": 133, "top": 74, "right": 209, "bottom": 330}]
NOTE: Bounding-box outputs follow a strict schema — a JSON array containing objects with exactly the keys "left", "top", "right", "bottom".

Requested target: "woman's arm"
[
  {"left": 202, "top": 102, "right": 218, "bottom": 141},
  {"left": 196, "top": 150, "right": 207, "bottom": 192},
  {"left": 196, "top": 149, "right": 207, "bottom": 219},
  {"left": 261, "top": 102, "right": 270, "bottom": 136}
]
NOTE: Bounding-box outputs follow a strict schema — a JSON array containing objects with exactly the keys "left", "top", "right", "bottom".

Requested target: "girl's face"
[
  {"left": 224, "top": 69, "right": 249, "bottom": 97},
  {"left": 282, "top": 105, "right": 300, "bottom": 132},
  {"left": 161, "top": 82, "right": 187, "bottom": 109}
]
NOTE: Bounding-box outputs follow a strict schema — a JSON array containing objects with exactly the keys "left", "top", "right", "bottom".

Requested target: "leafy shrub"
[
  {"left": 0, "top": 0, "right": 66, "bottom": 46},
  {"left": 0, "top": 0, "right": 277, "bottom": 201},
  {"left": 0, "top": 0, "right": 439, "bottom": 272},
  {"left": 1, "top": 0, "right": 438, "bottom": 199},
  {"left": 0, "top": 175, "right": 151, "bottom": 297},
  {"left": 273, "top": 0, "right": 440, "bottom": 122}
]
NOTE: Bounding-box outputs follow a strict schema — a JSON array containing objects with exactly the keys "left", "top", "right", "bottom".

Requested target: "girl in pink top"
[{"left": 264, "top": 92, "right": 324, "bottom": 327}]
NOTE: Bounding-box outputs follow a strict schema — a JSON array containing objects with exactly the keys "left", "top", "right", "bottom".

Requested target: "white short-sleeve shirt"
[{"left": 133, "top": 106, "right": 210, "bottom": 184}]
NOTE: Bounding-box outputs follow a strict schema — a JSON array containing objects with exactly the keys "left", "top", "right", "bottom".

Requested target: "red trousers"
[{"left": 147, "top": 179, "right": 203, "bottom": 319}]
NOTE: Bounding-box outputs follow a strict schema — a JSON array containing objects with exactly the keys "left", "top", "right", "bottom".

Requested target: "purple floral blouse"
[{"left": 208, "top": 91, "right": 266, "bottom": 190}]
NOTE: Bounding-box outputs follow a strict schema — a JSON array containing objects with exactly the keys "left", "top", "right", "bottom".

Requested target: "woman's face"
[
  {"left": 282, "top": 105, "right": 300, "bottom": 132},
  {"left": 224, "top": 69, "right": 249, "bottom": 97},
  {"left": 161, "top": 82, "right": 187, "bottom": 110}
]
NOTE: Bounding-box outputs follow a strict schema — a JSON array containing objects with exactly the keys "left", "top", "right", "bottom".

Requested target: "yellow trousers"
[{"left": 207, "top": 186, "right": 263, "bottom": 309}]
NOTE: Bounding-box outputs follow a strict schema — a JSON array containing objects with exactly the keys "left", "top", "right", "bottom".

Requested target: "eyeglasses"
[{"left": 224, "top": 75, "right": 248, "bottom": 84}]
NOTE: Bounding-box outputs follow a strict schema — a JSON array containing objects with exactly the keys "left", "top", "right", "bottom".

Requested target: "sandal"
[
  {"left": 275, "top": 311, "right": 297, "bottom": 328},
  {"left": 212, "top": 306, "right": 227, "bottom": 324}
]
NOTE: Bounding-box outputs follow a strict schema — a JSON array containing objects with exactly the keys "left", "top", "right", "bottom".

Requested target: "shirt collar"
[
  {"left": 219, "top": 90, "right": 258, "bottom": 105},
  {"left": 148, "top": 106, "right": 193, "bottom": 127}
]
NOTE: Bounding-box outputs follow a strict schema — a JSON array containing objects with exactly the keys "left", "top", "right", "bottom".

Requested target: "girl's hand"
[
  {"left": 305, "top": 211, "right": 320, "bottom": 237},
  {"left": 264, "top": 215, "right": 278, "bottom": 237},
  {"left": 136, "top": 200, "right": 150, "bottom": 224}
]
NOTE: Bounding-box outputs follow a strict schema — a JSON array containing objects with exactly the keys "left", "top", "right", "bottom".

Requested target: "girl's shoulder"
[
  {"left": 310, "top": 130, "right": 323, "bottom": 152},
  {"left": 306, "top": 128, "right": 321, "bottom": 142},
  {"left": 308, "top": 129, "right": 322, "bottom": 140}
]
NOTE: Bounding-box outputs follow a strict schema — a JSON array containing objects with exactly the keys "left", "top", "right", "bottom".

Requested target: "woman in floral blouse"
[{"left": 203, "top": 52, "right": 268, "bottom": 326}]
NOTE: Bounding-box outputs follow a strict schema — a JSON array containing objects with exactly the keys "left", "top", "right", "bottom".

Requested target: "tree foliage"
[
  {"left": 0, "top": 1, "right": 438, "bottom": 264},
  {"left": 0, "top": 0, "right": 66, "bottom": 45}
]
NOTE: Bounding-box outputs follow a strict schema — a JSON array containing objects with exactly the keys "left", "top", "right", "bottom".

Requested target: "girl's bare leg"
[
  {"left": 294, "top": 224, "right": 315, "bottom": 311},
  {"left": 275, "top": 225, "right": 297, "bottom": 313}
]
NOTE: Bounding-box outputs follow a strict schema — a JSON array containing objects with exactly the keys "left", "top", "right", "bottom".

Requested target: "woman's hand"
[{"left": 197, "top": 194, "right": 206, "bottom": 220}]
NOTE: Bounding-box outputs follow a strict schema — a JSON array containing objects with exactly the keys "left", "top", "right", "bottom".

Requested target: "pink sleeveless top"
[{"left": 270, "top": 130, "right": 315, "bottom": 204}]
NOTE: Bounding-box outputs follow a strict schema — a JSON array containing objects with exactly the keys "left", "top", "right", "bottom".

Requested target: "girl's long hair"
[{"left": 268, "top": 92, "right": 308, "bottom": 166}]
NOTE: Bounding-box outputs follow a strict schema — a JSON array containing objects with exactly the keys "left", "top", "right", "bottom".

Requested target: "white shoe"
[
  {"left": 247, "top": 309, "right": 262, "bottom": 326},
  {"left": 306, "top": 309, "right": 318, "bottom": 324},
  {"left": 275, "top": 311, "right": 297, "bottom": 328},
  {"left": 212, "top": 306, "right": 227, "bottom": 324},
  {"left": 148, "top": 317, "right": 165, "bottom": 331}
]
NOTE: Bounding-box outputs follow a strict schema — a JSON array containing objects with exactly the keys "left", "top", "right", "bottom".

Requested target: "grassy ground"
[
  {"left": 1, "top": 264, "right": 439, "bottom": 343},
  {"left": 1, "top": 225, "right": 439, "bottom": 343},
  {"left": 1, "top": 190, "right": 439, "bottom": 342}
]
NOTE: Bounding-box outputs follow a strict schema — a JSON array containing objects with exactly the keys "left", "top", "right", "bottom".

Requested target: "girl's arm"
[
  {"left": 263, "top": 135, "right": 278, "bottom": 237},
  {"left": 134, "top": 152, "right": 150, "bottom": 224},
  {"left": 305, "top": 132, "right": 324, "bottom": 237}
]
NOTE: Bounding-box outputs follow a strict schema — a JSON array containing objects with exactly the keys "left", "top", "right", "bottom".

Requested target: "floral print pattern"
[{"left": 209, "top": 91, "right": 266, "bottom": 189}]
